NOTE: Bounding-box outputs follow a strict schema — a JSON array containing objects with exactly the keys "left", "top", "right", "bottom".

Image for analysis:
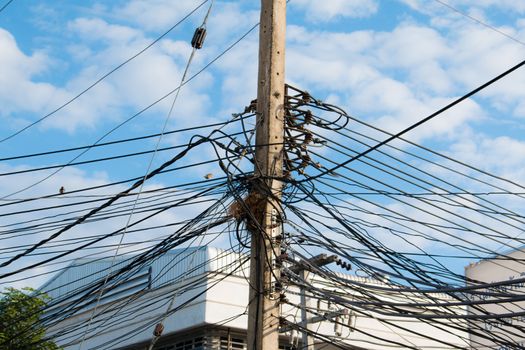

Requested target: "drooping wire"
[{"left": 0, "top": 0, "right": 210, "bottom": 144}]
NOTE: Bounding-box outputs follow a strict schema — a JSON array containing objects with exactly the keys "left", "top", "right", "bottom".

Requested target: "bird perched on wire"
[{"left": 59, "top": 186, "right": 65, "bottom": 195}]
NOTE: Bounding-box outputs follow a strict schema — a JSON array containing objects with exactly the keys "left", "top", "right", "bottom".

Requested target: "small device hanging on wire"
[{"left": 191, "top": 27, "right": 207, "bottom": 49}]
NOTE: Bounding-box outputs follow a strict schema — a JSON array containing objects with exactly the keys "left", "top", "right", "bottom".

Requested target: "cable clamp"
[{"left": 191, "top": 27, "right": 207, "bottom": 49}]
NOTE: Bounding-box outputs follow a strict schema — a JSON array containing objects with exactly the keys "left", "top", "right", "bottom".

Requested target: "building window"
[
  {"left": 156, "top": 336, "right": 205, "bottom": 350},
  {"left": 219, "top": 336, "right": 245, "bottom": 349},
  {"left": 174, "top": 336, "right": 205, "bottom": 350},
  {"left": 279, "top": 345, "right": 296, "bottom": 350},
  {"left": 155, "top": 329, "right": 294, "bottom": 350}
]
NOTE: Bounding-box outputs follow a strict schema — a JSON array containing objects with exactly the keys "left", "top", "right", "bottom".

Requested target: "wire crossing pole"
[{"left": 247, "top": 0, "right": 286, "bottom": 349}]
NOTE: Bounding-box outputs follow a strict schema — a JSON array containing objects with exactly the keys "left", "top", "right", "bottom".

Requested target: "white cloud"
[
  {"left": 0, "top": 29, "right": 57, "bottom": 118},
  {"left": 281, "top": 11, "right": 525, "bottom": 146},
  {"left": 400, "top": 0, "right": 525, "bottom": 15},
  {"left": 0, "top": 166, "right": 116, "bottom": 289},
  {"left": 285, "top": 24, "right": 472, "bottom": 141},
  {"left": 2, "top": 0, "right": 525, "bottom": 299},
  {"left": 0, "top": 13, "right": 216, "bottom": 133},
  {"left": 0, "top": 161, "right": 219, "bottom": 290},
  {"left": 0, "top": 26, "right": 122, "bottom": 133},
  {"left": 449, "top": 135, "right": 525, "bottom": 181},
  {"left": 68, "top": 18, "right": 141, "bottom": 44},
  {"left": 118, "top": 0, "right": 206, "bottom": 32},
  {"left": 215, "top": 38, "right": 258, "bottom": 112},
  {"left": 452, "top": 0, "right": 525, "bottom": 13},
  {"left": 292, "top": 0, "right": 379, "bottom": 22},
  {"left": 0, "top": 0, "right": 257, "bottom": 139},
  {"left": 374, "top": 25, "right": 449, "bottom": 69},
  {"left": 206, "top": 2, "right": 259, "bottom": 44}
]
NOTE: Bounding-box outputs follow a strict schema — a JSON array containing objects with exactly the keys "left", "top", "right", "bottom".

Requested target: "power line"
[
  {"left": 0, "top": 0, "right": 14, "bottom": 14},
  {"left": 432, "top": 0, "right": 525, "bottom": 47},
  {"left": 80, "top": 3, "right": 217, "bottom": 346},
  {"left": 0, "top": 131, "right": 249, "bottom": 177},
  {"left": 0, "top": 116, "right": 253, "bottom": 162},
  {"left": 0, "top": 0, "right": 210, "bottom": 144},
  {"left": 1, "top": 21, "right": 260, "bottom": 200},
  {"left": 296, "top": 57, "right": 525, "bottom": 183}
]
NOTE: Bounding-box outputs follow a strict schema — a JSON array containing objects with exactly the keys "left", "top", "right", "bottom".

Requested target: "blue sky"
[
  {"left": 2, "top": 0, "right": 525, "bottom": 171},
  {"left": 1, "top": 0, "right": 525, "bottom": 288}
]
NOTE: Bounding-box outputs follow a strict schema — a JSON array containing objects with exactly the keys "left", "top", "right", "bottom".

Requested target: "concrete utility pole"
[{"left": 247, "top": 0, "right": 286, "bottom": 349}]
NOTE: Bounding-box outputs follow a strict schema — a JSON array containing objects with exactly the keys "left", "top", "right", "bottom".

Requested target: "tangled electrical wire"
[
  {"left": 274, "top": 85, "right": 525, "bottom": 349},
  {"left": 3, "top": 82, "right": 525, "bottom": 350}
]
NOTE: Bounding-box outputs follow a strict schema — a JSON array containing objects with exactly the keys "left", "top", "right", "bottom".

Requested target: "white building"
[
  {"left": 465, "top": 248, "right": 525, "bottom": 350},
  {"left": 41, "top": 247, "right": 467, "bottom": 350}
]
